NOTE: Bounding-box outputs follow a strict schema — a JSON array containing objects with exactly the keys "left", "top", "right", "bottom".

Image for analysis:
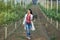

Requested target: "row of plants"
[
  {"left": 0, "top": 1, "right": 32, "bottom": 26},
  {"left": 39, "top": 3, "right": 59, "bottom": 40},
  {"left": 0, "top": 6, "right": 25, "bottom": 25},
  {"left": 39, "top": 4, "right": 60, "bottom": 22},
  {"left": 0, "top": 1, "right": 25, "bottom": 25}
]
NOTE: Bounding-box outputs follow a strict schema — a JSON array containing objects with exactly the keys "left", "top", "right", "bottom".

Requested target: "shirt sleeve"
[{"left": 31, "top": 14, "right": 33, "bottom": 20}]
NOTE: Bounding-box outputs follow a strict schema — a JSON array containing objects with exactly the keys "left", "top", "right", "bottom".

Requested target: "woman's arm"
[{"left": 31, "top": 14, "right": 33, "bottom": 21}]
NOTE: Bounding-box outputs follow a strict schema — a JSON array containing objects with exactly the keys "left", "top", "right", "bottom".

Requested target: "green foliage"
[
  {"left": 0, "top": 1, "right": 33, "bottom": 25},
  {"left": 50, "top": 36, "right": 56, "bottom": 40},
  {"left": 58, "top": 5, "right": 60, "bottom": 13},
  {"left": 39, "top": 4, "right": 60, "bottom": 21},
  {"left": 0, "top": 1, "right": 26, "bottom": 25},
  {"left": 0, "top": 0, "right": 33, "bottom": 26},
  {"left": 50, "top": 34, "right": 56, "bottom": 40}
]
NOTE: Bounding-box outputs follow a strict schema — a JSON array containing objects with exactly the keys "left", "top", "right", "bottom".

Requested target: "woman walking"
[{"left": 23, "top": 9, "right": 33, "bottom": 40}]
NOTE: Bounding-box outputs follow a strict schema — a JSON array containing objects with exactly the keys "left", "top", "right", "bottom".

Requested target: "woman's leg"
[
  {"left": 26, "top": 23, "right": 31, "bottom": 39},
  {"left": 26, "top": 25, "right": 30, "bottom": 37}
]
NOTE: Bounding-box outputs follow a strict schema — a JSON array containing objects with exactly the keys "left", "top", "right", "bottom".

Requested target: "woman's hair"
[{"left": 29, "top": 9, "right": 33, "bottom": 14}]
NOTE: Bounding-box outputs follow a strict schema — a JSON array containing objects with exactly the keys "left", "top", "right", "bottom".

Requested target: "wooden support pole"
[
  {"left": 50, "top": 0, "right": 52, "bottom": 24},
  {"left": 56, "top": 0, "right": 58, "bottom": 29},
  {"left": 56, "top": 20, "right": 58, "bottom": 29},
  {"left": 5, "top": 27, "right": 7, "bottom": 39},
  {"left": 15, "top": 22, "right": 17, "bottom": 29}
]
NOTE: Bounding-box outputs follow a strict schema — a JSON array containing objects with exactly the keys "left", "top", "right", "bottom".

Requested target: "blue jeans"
[{"left": 25, "top": 23, "right": 32, "bottom": 37}]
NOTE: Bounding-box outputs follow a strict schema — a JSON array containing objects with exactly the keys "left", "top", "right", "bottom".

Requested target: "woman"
[{"left": 23, "top": 9, "right": 33, "bottom": 39}]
